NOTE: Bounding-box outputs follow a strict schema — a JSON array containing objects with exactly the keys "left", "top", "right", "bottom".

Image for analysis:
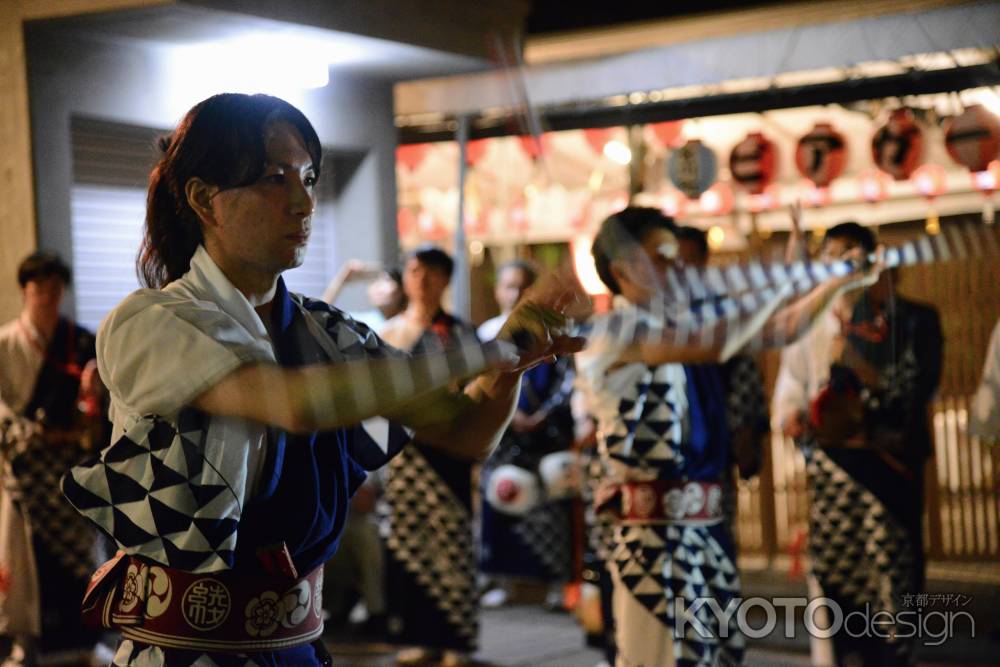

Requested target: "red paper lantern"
[
  {"left": 649, "top": 121, "right": 684, "bottom": 148},
  {"left": 796, "top": 122, "right": 847, "bottom": 187},
  {"left": 911, "top": 163, "right": 947, "bottom": 199},
  {"left": 944, "top": 105, "right": 1000, "bottom": 173},
  {"left": 729, "top": 132, "right": 778, "bottom": 195},
  {"left": 871, "top": 109, "right": 923, "bottom": 181},
  {"left": 583, "top": 128, "right": 615, "bottom": 155},
  {"left": 397, "top": 143, "right": 430, "bottom": 172}
]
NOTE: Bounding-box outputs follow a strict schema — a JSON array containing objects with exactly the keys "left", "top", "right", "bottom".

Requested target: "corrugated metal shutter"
[{"left": 69, "top": 117, "right": 336, "bottom": 331}]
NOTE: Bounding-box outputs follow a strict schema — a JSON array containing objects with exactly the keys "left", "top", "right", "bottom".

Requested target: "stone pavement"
[{"left": 324, "top": 602, "right": 998, "bottom": 667}]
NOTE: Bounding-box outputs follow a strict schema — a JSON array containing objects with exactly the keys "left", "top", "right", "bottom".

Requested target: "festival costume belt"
[
  {"left": 608, "top": 480, "right": 724, "bottom": 525},
  {"left": 81, "top": 551, "right": 324, "bottom": 653}
]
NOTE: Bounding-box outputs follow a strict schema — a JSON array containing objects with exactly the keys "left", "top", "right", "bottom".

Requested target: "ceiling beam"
[
  {"left": 20, "top": 0, "right": 171, "bottom": 21},
  {"left": 398, "top": 60, "right": 1000, "bottom": 143}
]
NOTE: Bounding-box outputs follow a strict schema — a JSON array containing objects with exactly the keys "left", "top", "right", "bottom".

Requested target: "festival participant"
[
  {"left": 970, "top": 318, "right": 1000, "bottom": 443},
  {"left": 574, "top": 207, "right": 882, "bottom": 667},
  {"left": 60, "top": 93, "right": 580, "bottom": 667},
  {"left": 0, "top": 252, "right": 109, "bottom": 667},
  {"left": 773, "top": 222, "right": 943, "bottom": 667},
  {"left": 377, "top": 245, "right": 482, "bottom": 667},
  {"left": 477, "top": 260, "right": 536, "bottom": 341},
  {"left": 673, "top": 226, "right": 770, "bottom": 492},
  {"left": 477, "top": 260, "right": 576, "bottom": 610},
  {"left": 321, "top": 260, "right": 406, "bottom": 331}
]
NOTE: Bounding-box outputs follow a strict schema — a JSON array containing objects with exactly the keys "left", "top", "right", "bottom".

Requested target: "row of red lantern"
[
  {"left": 398, "top": 161, "right": 1000, "bottom": 241},
  {"left": 398, "top": 105, "right": 999, "bottom": 182},
  {"left": 658, "top": 157, "right": 1000, "bottom": 219}
]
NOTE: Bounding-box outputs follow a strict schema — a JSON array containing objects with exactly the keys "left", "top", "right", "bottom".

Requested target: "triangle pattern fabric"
[
  {"left": 62, "top": 415, "right": 244, "bottom": 573},
  {"left": 103, "top": 436, "right": 149, "bottom": 463},
  {"left": 805, "top": 447, "right": 916, "bottom": 664},
  {"left": 379, "top": 446, "right": 478, "bottom": 649},
  {"left": 610, "top": 523, "right": 743, "bottom": 667}
]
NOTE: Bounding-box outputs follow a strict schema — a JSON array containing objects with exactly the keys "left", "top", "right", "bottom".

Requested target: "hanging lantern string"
[{"left": 576, "top": 220, "right": 1000, "bottom": 357}]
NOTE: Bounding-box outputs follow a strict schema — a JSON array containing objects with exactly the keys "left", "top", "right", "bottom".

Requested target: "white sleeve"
[
  {"left": 970, "top": 319, "right": 1000, "bottom": 442},
  {"left": 771, "top": 338, "right": 811, "bottom": 431},
  {"left": 574, "top": 309, "right": 639, "bottom": 393},
  {"left": 97, "top": 290, "right": 274, "bottom": 417}
]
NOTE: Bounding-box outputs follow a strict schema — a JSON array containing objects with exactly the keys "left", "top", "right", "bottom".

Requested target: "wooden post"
[
  {"left": 453, "top": 114, "right": 471, "bottom": 320},
  {"left": 0, "top": 1, "right": 38, "bottom": 322}
]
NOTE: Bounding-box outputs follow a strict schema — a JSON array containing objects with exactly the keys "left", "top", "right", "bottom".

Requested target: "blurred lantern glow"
[
  {"left": 465, "top": 139, "right": 490, "bottom": 167},
  {"left": 517, "top": 134, "right": 551, "bottom": 161},
  {"left": 510, "top": 204, "right": 528, "bottom": 232},
  {"left": 610, "top": 193, "right": 629, "bottom": 213},
  {"left": 973, "top": 160, "right": 1000, "bottom": 191},
  {"left": 572, "top": 236, "right": 610, "bottom": 295},
  {"left": 747, "top": 184, "right": 781, "bottom": 213},
  {"left": 649, "top": 120, "right": 684, "bottom": 148},
  {"left": 974, "top": 88, "right": 1000, "bottom": 118},
  {"left": 397, "top": 207, "right": 415, "bottom": 237},
  {"left": 588, "top": 169, "right": 605, "bottom": 192},
  {"left": 972, "top": 160, "right": 1000, "bottom": 224},
  {"left": 397, "top": 144, "right": 429, "bottom": 172},
  {"left": 699, "top": 183, "right": 734, "bottom": 215},
  {"left": 911, "top": 163, "right": 947, "bottom": 198},
  {"left": 417, "top": 210, "right": 438, "bottom": 238},
  {"left": 859, "top": 170, "right": 891, "bottom": 203},
  {"left": 700, "top": 189, "right": 722, "bottom": 212},
  {"left": 659, "top": 190, "right": 688, "bottom": 218},
  {"left": 603, "top": 140, "right": 632, "bottom": 165},
  {"left": 707, "top": 225, "right": 726, "bottom": 250},
  {"left": 583, "top": 128, "right": 616, "bottom": 156},
  {"left": 804, "top": 181, "right": 832, "bottom": 207}
]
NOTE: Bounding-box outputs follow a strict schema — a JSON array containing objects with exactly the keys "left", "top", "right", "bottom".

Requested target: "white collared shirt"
[
  {"left": 771, "top": 309, "right": 841, "bottom": 431},
  {"left": 0, "top": 314, "right": 48, "bottom": 421},
  {"left": 970, "top": 318, "right": 1000, "bottom": 442},
  {"left": 97, "top": 245, "right": 275, "bottom": 497},
  {"left": 574, "top": 296, "right": 689, "bottom": 482}
]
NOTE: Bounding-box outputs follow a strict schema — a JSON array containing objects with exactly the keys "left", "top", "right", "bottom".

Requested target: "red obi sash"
[
  {"left": 618, "top": 480, "right": 724, "bottom": 524},
  {"left": 81, "top": 552, "right": 323, "bottom": 653}
]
